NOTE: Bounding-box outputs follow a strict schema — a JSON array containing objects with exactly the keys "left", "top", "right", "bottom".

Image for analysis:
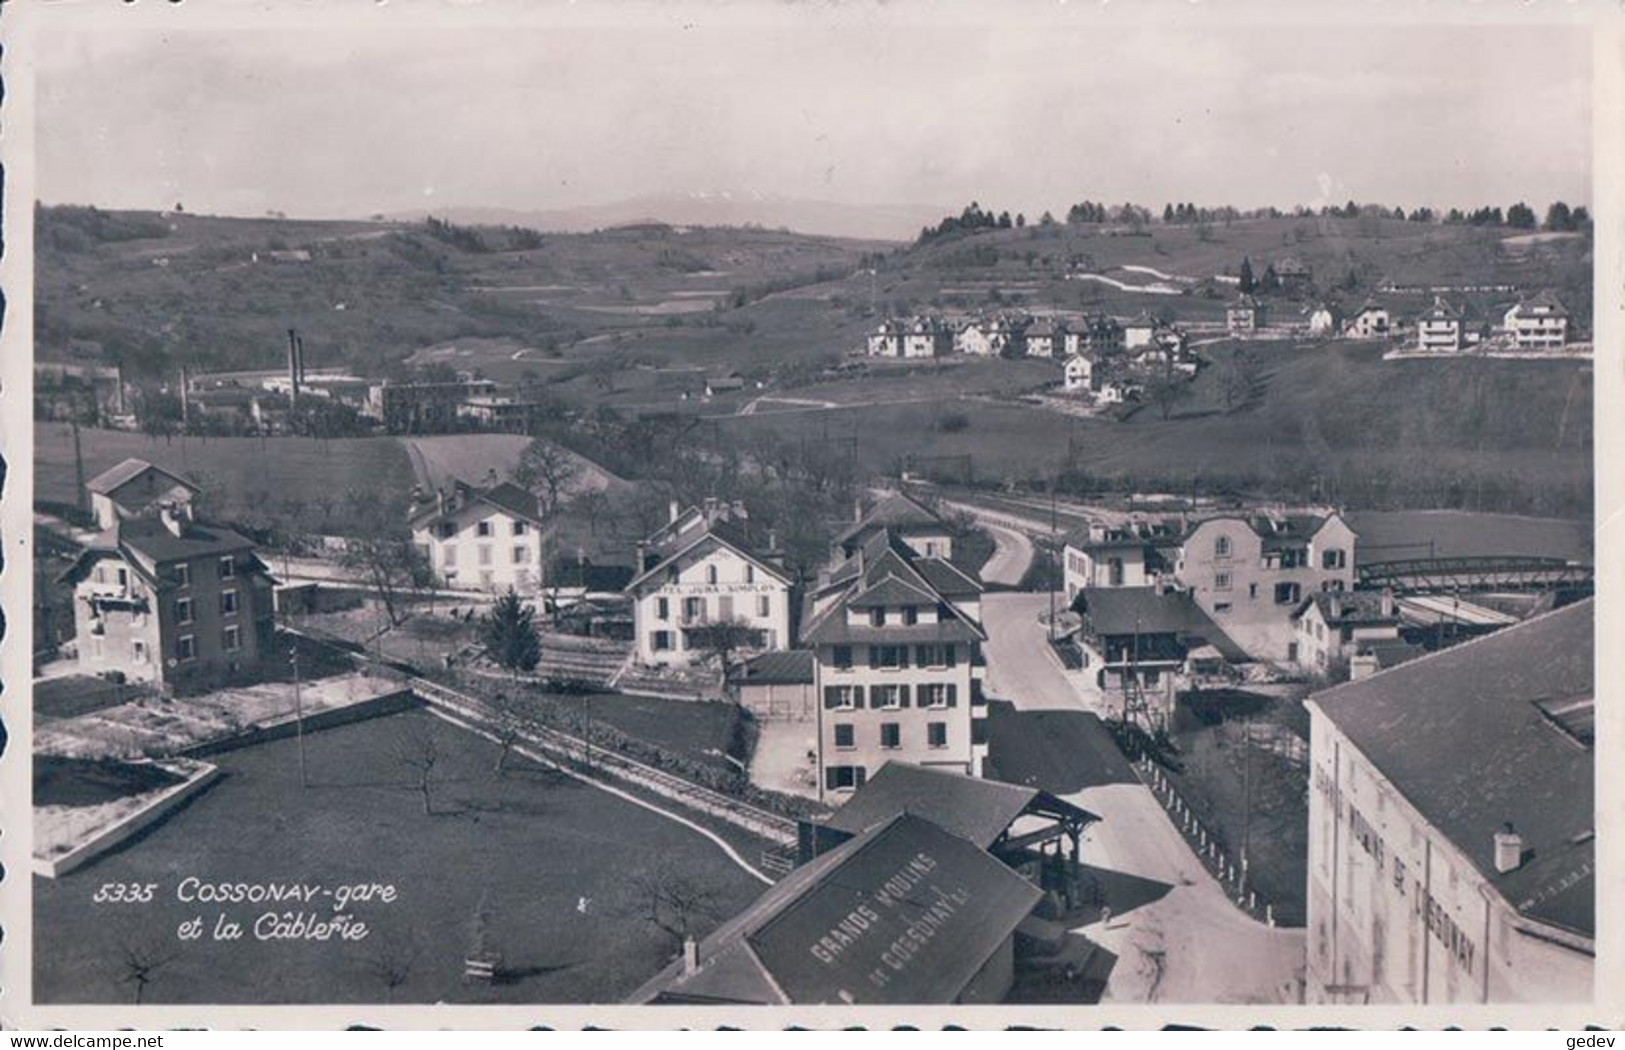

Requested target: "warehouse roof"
[
  {"left": 1311, "top": 599, "right": 1594, "bottom": 939},
  {"left": 633, "top": 813, "right": 1042, "bottom": 1005},
  {"left": 737, "top": 650, "right": 816, "bottom": 686},
  {"left": 820, "top": 763, "right": 1097, "bottom": 850}
]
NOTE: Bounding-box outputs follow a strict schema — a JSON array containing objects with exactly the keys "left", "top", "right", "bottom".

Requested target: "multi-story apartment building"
[
  {"left": 1305, "top": 600, "right": 1593, "bottom": 1004},
  {"left": 59, "top": 502, "right": 277, "bottom": 693},
  {"left": 409, "top": 479, "right": 547, "bottom": 595},
  {"left": 625, "top": 500, "right": 792, "bottom": 667},
  {"left": 802, "top": 529, "right": 987, "bottom": 800},
  {"left": 86, "top": 458, "right": 201, "bottom": 530},
  {"left": 1062, "top": 511, "right": 1357, "bottom": 661},
  {"left": 1228, "top": 295, "right": 1265, "bottom": 334},
  {"left": 1416, "top": 297, "right": 1465, "bottom": 352},
  {"left": 1501, "top": 290, "right": 1569, "bottom": 350}
]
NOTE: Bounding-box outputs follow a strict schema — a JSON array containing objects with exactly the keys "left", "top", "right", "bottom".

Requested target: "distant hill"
[{"left": 384, "top": 194, "right": 945, "bottom": 242}]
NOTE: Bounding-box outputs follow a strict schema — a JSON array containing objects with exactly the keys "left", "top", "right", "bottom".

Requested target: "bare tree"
[
  {"left": 626, "top": 868, "right": 724, "bottom": 954},
  {"left": 115, "top": 939, "right": 178, "bottom": 1005},
  {"left": 395, "top": 722, "right": 443, "bottom": 815},
  {"left": 686, "top": 616, "right": 762, "bottom": 694},
  {"left": 513, "top": 439, "right": 581, "bottom": 516},
  {"left": 491, "top": 709, "right": 525, "bottom": 779}
]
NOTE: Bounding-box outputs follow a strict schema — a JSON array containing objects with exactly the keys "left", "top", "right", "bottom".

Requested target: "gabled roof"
[
  {"left": 1295, "top": 590, "right": 1398, "bottom": 628},
  {"left": 801, "top": 528, "right": 985, "bottom": 646},
  {"left": 1311, "top": 600, "right": 1594, "bottom": 939},
  {"left": 821, "top": 763, "right": 1098, "bottom": 849},
  {"left": 834, "top": 492, "right": 946, "bottom": 547},
  {"left": 625, "top": 518, "right": 790, "bottom": 593},
  {"left": 60, "top": 516, "right": 262, "bottom": 584},
  {"left": 844, "top": 573, "right": 940, "bottom": 610},
  {"left": 1509, "top": 289, "right": 1569, "bottom": 318},
  {"left": 1420, "top": 296, "right": 1464, "bottom": 322},
  {"left": 914, "top": 557, "right": 982, "bottom": 598},
  {"left": 85, "top": 458, "right": 200, "bottom": 499},
  {"left": 409, "top": 479, "right": 545, "bottom": 529},
  {"left": 1075, "top": 586, "right": 1249, "bottom": 661},
  {"left": 632, "top": 813, "right": 1043, "bottom": 1005}
]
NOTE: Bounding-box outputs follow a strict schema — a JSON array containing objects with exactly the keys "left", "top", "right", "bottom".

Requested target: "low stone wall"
[
  {"left": 178, "top": 689, "right": 420, "bottom": 758},
  {"left": 34, "top": 763, "right": 221, "bottom": 879}
]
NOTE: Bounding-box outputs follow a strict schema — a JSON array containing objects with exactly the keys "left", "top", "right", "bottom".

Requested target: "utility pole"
[
  {"left": 70, "top": 414, "right": 87, "bottom": 515},
  {"left": 1240, "top": 710, "right": 1252, "bottom": 898},
  {"left": 1048, "top": 477, "right": 1059, "bottom": 641},
  {"left": 291, "top": 643, "right": 308, "bottom": 789}
]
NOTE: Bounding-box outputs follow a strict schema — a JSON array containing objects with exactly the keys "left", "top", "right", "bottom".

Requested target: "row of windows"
[
  {"left": 442, "top": 544, "right": 532, "bottom": 567},
  {"left": 174, "top": 589, "right": 240, "bottom": 625},
  {"left": 655, "top": 595, "right": 773, "bottom": 621},
  {"left": 832, "top": 721, "right": 949, "bottom": 750},
  {"left": 650, "top": 626, "right": 769, "bottom": 652},
  {"left": 174, "top": 625, "right": 242, "bottom": 662},
  {"left": 1210, "top": 536, "right": 1348, "bottom": 570},
  {"left": 439, "top": 519, "right": 529, "bottom": 540},
  {"left": 822, "top": 683, "right": 958, "bottom": 709},
  {"left": 830, "top": 644, "right": 957, "bottom": 671}
]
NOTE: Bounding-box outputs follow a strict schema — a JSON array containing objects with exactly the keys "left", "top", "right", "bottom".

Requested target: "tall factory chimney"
[
  {"left": 179, "top": 365, "right": 191, "bottom": 429},
  {"left": 286, "top": 328, "right": 302, "bottom": 407},
  {"left": 295, "top": 334, "right": 308, "bottom": 386}
]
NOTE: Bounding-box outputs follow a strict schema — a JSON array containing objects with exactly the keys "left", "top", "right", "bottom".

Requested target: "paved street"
[
  {"left": 978, "top": 521, "right": 1035, "bottom": 587},
  {"left": 981, "top": 591, "right": 1103, "bottom": 713},
  {"left": 982, "top": 590, "right": 1306, "bottom": 1003}
]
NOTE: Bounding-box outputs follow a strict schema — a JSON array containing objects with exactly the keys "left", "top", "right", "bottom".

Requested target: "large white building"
[
  {"left": 1416, "top": 297, "right": 1466, "bottom": 352},
  {"left": 1305, "top": 600, "right": 1594, "bottom": 1004},
  {"left": 801, "top": 529, "right": 987, "bottom": 800},
  {"left": 625, "top": 501, "right": 792, "bottom": 667},
  {"left": 410, "top": 480, "right": 547, "bottom": 594},
  {"left": 1502, "top": 291, "right": 1570, "bottom": 350}
]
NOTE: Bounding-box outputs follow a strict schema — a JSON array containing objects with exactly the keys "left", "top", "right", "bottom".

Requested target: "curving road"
[{"left": 979, "top": 522, "right": 1036, "bottom": 587}]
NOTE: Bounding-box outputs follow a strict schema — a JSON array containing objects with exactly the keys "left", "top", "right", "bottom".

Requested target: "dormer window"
[
  {"left": 869, "top": 608, "right": 885, "bottom": 627},
  {"left": 903, "top": 606, "right": 919, "bottom": 625}
]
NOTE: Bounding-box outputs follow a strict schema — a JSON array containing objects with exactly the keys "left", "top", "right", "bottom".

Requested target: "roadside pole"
[{"left": 291, "top": 643, "right": 308, "bottom": 788}]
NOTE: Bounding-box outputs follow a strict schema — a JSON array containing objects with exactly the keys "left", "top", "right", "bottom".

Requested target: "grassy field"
[
  {"left": 1346, "top": 509, "right": 1592, "bottom": 562},
  {"left": 35, "top": 423, "right": 419, "bottom": 532},
  {"left": 33, "top": 708, "right": 766, "bottom": 1004},
  {"left": 717, "top": 339, "right": 1592, "bottom": 517}
]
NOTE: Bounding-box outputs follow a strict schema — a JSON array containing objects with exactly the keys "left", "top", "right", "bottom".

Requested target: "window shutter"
[
  {"left": 868, "top": 646, "right": 879, "bottom": 670},
  {"left": 898, "top": 646, "right": 911, "bottom": 669},
  {"left": 826, "top": 767, "right": 840, "bottom": 791},
  {"left": 824, "top": 686, "right": 840, "bottom": 710},
  {"left": 946, "top": 684, "right": 958, "bottom": 707},
  {"left": 855, "top": 767, "right": 867, "bottom": 788},
  {"left": 899, "top": 684, "right": 911, "bottom": 708},
  {"left": 854, "top": 685, "right": 866, "bottom": 708},
  {"left": 945, "top": 644, "right": 957, "bottom": 668}
]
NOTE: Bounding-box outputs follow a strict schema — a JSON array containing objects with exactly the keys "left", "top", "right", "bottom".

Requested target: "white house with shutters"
[
  {"left": 625, "top": 501, "right": 792, "bottom": 667},
  {"left": 409, "top": 480, "right": 547, "bottom": 595}
]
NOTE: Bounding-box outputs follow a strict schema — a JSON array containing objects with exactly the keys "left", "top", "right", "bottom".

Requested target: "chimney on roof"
[
  {"left": 682, "top": 936, "right": 700, "bottom": 976},
  {"left": 1494, "top": 823, "right": 1523, "bottom": 874},
  {"left": 1349, "top": 652, "right": 1379, "bottom": 681},
  {"left": 577, "top": 546, "right": 587, "bottom": 567},
  {"left": 636, "top": 540, "right": 649, "bottom": 571},
  {"left": 1380, "top": 588, "right": 1395, "bottom": 618},
  {"left": 854, "top": 497, "right": 864, "bottom": 524},
  {"left": 295, "top": 333, "right": 308, "bottom": 386},
  {"left": 669, "top": 499, "right": 681, "bottom": 524},
  {"left": 437, "top": 487, "right": 447, "bottom": 519}
]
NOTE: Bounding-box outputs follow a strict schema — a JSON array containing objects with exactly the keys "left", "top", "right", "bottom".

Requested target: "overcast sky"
[{"left": 35, "top": 12, "right": 1593, "bottom": 224}]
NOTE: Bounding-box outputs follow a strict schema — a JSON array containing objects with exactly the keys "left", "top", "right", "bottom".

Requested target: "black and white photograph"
[{"left": 0, "top": 0, "right": 1614, "bottom": 1029}]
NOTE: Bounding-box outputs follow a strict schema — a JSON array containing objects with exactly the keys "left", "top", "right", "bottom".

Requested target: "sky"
[{"left": 33, "top": 9, "right": 1594, "bottom": 230}]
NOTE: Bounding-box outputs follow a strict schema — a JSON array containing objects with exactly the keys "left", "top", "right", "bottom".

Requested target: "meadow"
[{"left": 32, "top": 708, "right": 766, "bottom": 1004}]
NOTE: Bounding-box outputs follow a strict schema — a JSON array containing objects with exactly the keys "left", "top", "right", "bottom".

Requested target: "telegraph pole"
[
  {"left": 1048, "top": 477, "right": 1059, "bottom": 641},
  {"left": 1240, "top": 710, "right": 1252, "bottom": 898}
]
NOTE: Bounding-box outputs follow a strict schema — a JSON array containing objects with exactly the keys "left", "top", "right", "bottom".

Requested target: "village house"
[
  {"left": 801, "top": 529, "right": 987, "bottom": 799},
  {"left": 1022, "top": 318, "right": 1065, "bottom": 359},
  {"left": 1276, "top": 257, "right": 1314, "bottom": 296},
  {"left": 624, "top": 500, "right": 792, "bottom": 668},
  {"left": 866, "top": 319, "right": 907, "bottom": 358},
  {"left": 1305, "top": 600, "right": 1594, "bottom": 1004},
  {"left": 1290, "top": 589, "right": 1417, "bottom": 678},
  {"left": 1173, "top": 513, "right": 1357, "bottom": 661},
  {"left": 1346, "top": 302, "right": 1393, "bottom": 339},
  {"left": 59, "top": 501, "right": 277, "bottom": 693},
  {"left": 903, "top": 316, "right": 955, "bottom": 358},
  {"left": 1416, "top": 297, "right": 1466, "bottom": 352},
  {"left": 1062, "top": 354, "right": 1096, "bottom": 393},
  {"left": 833, "top": 490, "right": 957, "bottom": 561},
  {"left": 1081, "top": 315, "right": 1125, "bottom": 355},
  {"left": 86, "top": 458, "right": 202, "bottom": 531},
  {"left": 1227, "top": 295, "right": 1266, "bottom": 334},
  {"left": 1061, "top": 521, "right": 1182, "bottom": 601},
  {"left": 1071, "top": 585, "right": 1244, "bottom": 729},
  {"left": 1501, "top": 290, "right": 1570, "bottom": 350},
  {"left": 1308, "top": 302, "right": 1343, "bottom": 336},
  {"left": 1122, "top": 312, "right": 1158, "bottom": 350},
  {"left": 409, "top": 479, "right": 547, "bottom": 594}
]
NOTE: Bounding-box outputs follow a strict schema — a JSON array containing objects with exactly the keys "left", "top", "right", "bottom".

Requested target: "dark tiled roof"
[
  {"left": 821, "top": 762, "right": 1097, "bottom": 849},
  {"left": 834, "top": 492, "right": 945, "bottom": 546},
  {"left": 738, "top": 650, "right": 816, "bottom": 686},
  {"left": 635, "top": 813, "right": 1042, "bottom": 1004},
  {"left": 85, "top": 458, "right": 199, "bottom": 498},
  {"left": 1076, "top": 586, "right": 1248, "bottom": 662},
  {"left": 914, "top": 558, "right": 982, "bottom": 597},
  {"left": 626, "top": 517, "right": 790, "bottom": 592},
  {"left": 111, "top": 516, "right": 258, "bottom": 565},
  {"left": 802, "top": 617, "right": 985, "bottom": 647},
  {"left": 1299, "top": 590, "right": 1398, "bottom": 627},
  {"left": 410, "top": 478, "right": 545, "bottom": 528},
  {"left": 845, "top": 574, "right": 940, "bottom": 609},
  {"left": 1311, "top": 600, "right": 1594, "bottom": 938}
]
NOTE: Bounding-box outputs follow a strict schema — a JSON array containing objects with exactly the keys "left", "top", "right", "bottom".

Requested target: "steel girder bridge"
[{"left": 1357, "top": 556, "right": 1594, "bottom": 596}]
